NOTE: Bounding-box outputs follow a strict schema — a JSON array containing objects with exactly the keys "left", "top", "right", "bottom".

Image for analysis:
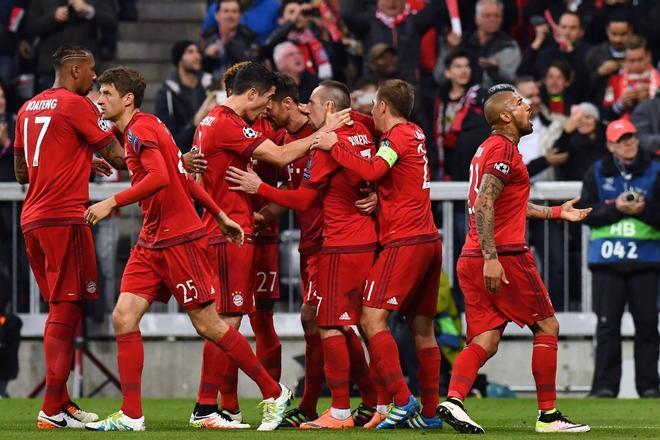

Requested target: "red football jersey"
[
  {"left": 462, "top": 134, "right": 530, "bottom": 256},
  {"left": 124, "top": 113, "right": 206, "bottom": 248},
  {"left": 14, "top": 88, "right": 115, "bottom": 232},
  {"left": 251, "top": 116, "right": 286, "bottom": 241},
  {"left": 374, "top": 122, "right": 438, "bottom": 245},
  {"left": 302, "top": 122, "right": 377, "bottom": 250},
  {"left": 194, "top": 105, "right": 268, "bottom": 241},
  {"left": 284, "top": 122, "right": 323, "bottom": 254}
]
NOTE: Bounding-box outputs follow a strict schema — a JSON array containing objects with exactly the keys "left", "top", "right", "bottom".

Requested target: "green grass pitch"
[{"left": 1, "top": 397, "right": 659, "bottom": 439}]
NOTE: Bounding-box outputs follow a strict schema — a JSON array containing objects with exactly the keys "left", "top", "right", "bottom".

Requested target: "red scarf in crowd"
[{"left": 375, "top": 3, "right": 412, "bottom": 29}]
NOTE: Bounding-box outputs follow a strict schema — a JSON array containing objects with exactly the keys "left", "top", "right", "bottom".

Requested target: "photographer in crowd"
[{"left": 580, "top": 118, "right": 660, "bottom": 399}]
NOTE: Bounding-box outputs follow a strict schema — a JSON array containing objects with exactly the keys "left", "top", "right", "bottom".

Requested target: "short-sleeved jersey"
[
  {"left": 375, "top": 122, "right": 438, "bottom": 246},
  {"left": 462, "top": 134, "right": 530, "bottom": 256},
  {"left": 194, "top": 105, "right": 268, "bottom": 241},
  {"left": 302, "top": 121, "right": 377, "bottom": 250},
  {"left": 124, "top": 113, "right": 206, "bottom": 249},
  {"left": 14, "top": 88, "right": 115, "bottom": 232},
  {"left": 284, "top": 121, "right": 323, "bottom": 254},
  {"left": 251, "top": 117, "right": 286, "bottom": 242}
]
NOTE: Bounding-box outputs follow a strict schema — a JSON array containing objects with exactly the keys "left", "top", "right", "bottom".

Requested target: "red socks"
[
  {"left": 249, "top": 309, "right": 282, "bottom": 381},
  {"left": 218, "top": 355, "right": 239, "bottom": 412},
  {"left": 196, "top": 340, "right": 223, "bottom": 406},
  {"left": 368, "top": 331, "right": 411, "bottom": 406},
  {"left": 369, "top": 356, "right": 390, "bottom": 406},
  {"left": 447, "top": 343, "right": 488, "bottom": 401},
  {"left": 321, "top": 334, "right": 351, "bottom": 409},
  {"left": 344, "top": 328, "right": 377, "bottom": 408},
  {"left": 299, "top": 332, "right": 324, "bottom": 415},
  {"left": 216, "top": 327, "right": 280, "bottom": 400},
  {"left": 416, "top": 346, "right": 441, "bottom": 418},
  {"left": 532, "top": 334, "right": 558, "bottom": 411},
  {"left": 42, "top": 302, "right": 82, "bottom": 416},
  {"left": 117, "top": 331, "right": 144, "bottom": 419}
]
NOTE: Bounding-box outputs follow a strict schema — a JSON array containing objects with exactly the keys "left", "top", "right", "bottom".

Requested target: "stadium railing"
[{"left": 0, "top": 181, "right": 648, "bottom": 338}]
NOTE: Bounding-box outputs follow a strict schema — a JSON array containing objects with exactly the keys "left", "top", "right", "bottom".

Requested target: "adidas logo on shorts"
[
  {"left": 339, "top": 312, "right": 351, "bottom": 321},
  {"left": 386, "top": 297, "right": 398, "bottom": 305}
]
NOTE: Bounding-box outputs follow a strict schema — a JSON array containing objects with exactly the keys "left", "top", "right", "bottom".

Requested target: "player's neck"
[
  {"left": 116, "top": 108, "right": 140, "bottom": 133},
  {"left": 381, "top": 114, "right": 406, "bottom": 133},
  {"left": 223, "top": 95, "right": 247, "bottom": 119},
  {"left": 491, "top": 127, "right": 520, "bottom": 145},
  {"left": 286, "top": 111, "right": 308, "bottom": 133},
  {"left": 52, "top": 76, "right": 75, "bottom": 93}
]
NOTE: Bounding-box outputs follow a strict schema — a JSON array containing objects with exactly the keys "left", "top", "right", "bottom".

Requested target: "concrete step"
[
  {"left": 144, "top": 80, "right": 162, "bottom": 103},
  {"left": 119, "top": 22, "right": 201, "bottom": 43},
  {"left": 137, "top": 0, "right": 206, "bottom": 22},
  {"left": 117, "top": 41, "right": 171, "bottom": 62}
]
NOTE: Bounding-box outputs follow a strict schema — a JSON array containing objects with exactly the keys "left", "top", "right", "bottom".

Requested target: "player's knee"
[
  {"left": 111, "top": 307, "right": 139, "bottom": 333},
  {"left": 534, "top": 316, "right": 560, "bottom": 337},
  {"left": 359, "top": 313, "right": 384, "bottom": 338}
]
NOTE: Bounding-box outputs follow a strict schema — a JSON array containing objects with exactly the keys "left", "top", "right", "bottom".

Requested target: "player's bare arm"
[
  {"left": 252, "top": 108, "right": 352, "bottom": 167},
  {"left": 528, "top": 197, "right": 593, "bottom": 222},
  {"left": 98, "top": 138, "right": 128, "bottom": 170},
  {"left": 14, "top": 156, "right": 29, "bottom": 184},
  {"left": 215, "top": 211, "right": 244, "bottom": 246},
  {"left": 474, "top": 173, "right": 509, "bottom": 294}
]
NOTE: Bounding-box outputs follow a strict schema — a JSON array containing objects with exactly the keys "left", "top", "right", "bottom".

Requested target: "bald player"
[{"left": 436, "top": 84, "right": 592, "bottom": 434}]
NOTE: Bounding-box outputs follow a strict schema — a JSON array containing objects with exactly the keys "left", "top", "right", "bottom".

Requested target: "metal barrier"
[{"left": 1, "top": 181, "right": 596, "bottom": 336}]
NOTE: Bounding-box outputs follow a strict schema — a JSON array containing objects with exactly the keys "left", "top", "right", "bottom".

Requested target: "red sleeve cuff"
[
  {"left": 241, "top": 136, "right": 267, "bottom": 159},
  {"left": 13, "top": 147, "right": 24, "bottom": 157}
]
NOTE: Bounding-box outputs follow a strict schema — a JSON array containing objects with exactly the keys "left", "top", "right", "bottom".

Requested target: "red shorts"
[
  {"left": 362, "top": 239, "right": 442, "bottom": 317},
  {"left": 120, "top": 237, "right": 217, "bottom": 310},
  {"left": 457, "top": 251, "right": 555, "bottom": 342},
  {"left": 316, "top": 250, "right": 375, "bottom": 326},
  {"left": 300, "top": 252, "right": 319, "bottom": 307},
  {"left": 210, "top": 241, "right": 255, "bottom": 315},
  {"left": 24, "top": 225, "right": 98, "bottom": 303},
  {"left": 253, "top": 241, "right": 279, "bottom": 301}
]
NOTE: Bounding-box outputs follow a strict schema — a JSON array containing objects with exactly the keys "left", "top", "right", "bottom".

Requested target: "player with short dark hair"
[
  {"left": 83, "top": 66, "right": 292, "bottom": 432},
  {"left": 435, "top": 84, "right": 591, "bottom": 434},
  {"left": 312, "top": 79, "right": 442, "bottom": 429},
  {"left": 226, "top": 81, "right": 379, "bottom": 429},
  {"left": 189, "top": 63, "right": 351, "bottom": 428},
  {"left": 14, "top": 45, "right": 126, "bottom": 430}
]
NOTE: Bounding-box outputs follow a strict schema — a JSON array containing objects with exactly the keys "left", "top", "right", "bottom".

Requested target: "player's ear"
[
  {"left": 247, "top": 87, "right": 257, "bottom": 101},
  {"left": 123, "top": 92, "right": 135, "bottom": 108},
  {"left": 500, "top": 111, "right": 512, "bottom": 123},
  {"left": 70, "top": 64, "right": 81, "bottom": 80}
]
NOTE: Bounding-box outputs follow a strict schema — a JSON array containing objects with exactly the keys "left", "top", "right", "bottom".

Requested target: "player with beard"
[
  {"left": 189, "top": 64, "right": 350, "bottom": 429},
  {"left": 435, "top": 84, "right": 592, "bottom": 434},
  {"left": 226, "top": 80, "right": 379, "bottom": 429}
]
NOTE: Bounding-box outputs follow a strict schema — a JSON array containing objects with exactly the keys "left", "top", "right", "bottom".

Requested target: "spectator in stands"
[
  {"left": 25, "top": 0, "right": 117, "bottom": 93},
  {"left": 202, "top": 0, "right": 280, "bottom": 44},
  {"left": 0, "top": 81, "right": 15, "bottom": 183},
  {"left": 523, "top": 0, "right": 598, "bottom": 44},
  {"left": 0, "top": 294, "right": 22, "bottom": 398},
  {"left": 155, "top": 40, "right": 213, "bottom": 153},
  {"left": 541, "top": 60, "right": 576, "bottom": 117},
  {"left": 363, "top": 43, "right": 398, "bottom": 84},
  {"left": 201, "top": 0, "right": 260, "bottom": 82},
  {"left": 631, "top": 89, "right": 660, "bottom": 156},
  {"left": 273, "top": 41, "right": 318, "bottom": 102},
  {"left": 602, "top": 35, "right": 660, "bottom": 122},
  {"left": 552, "top": 103, "right": 607, "bottom": 181},
  {"left": 0, "top": 1, "right": 27, "bottom": 87},
  {"left": 516, "top": 76, "right": 569, "bottom": 182},
  {"left": 264, "top": 1, "right": 334, "bottom": 81},
  {"left": 340, "top": 0, "right": 447, "bottom": 85},
  {"left": 518, "top": 11, "right": 590, "bottom": 101},
  {"left": 585, "top": 11, "right": 632, "bottom": 102},
  {"left": 460, "top": 0, "right": 521, "bottom": 89},
  {"left": 581, "top": 118, "right": 660, "bottom": 399}
]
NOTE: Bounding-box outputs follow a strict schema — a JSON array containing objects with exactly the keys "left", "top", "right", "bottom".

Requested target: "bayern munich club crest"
[
  {"left": 232, "top": 292, "right": 244, "bottom": 307},
  {"left": 86, "top": 281, "right": 97, "bottom": 294}
]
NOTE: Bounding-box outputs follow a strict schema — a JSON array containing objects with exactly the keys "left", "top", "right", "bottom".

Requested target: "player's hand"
[
  {"left": 54, "top": 6, "right": 69, "bottom": 22},
  {"left": 226, "top": 164, "right": 262, "bottom": 194},
  {"left": 84, "top": 197, "right": 117, "bottom": 225},
  {"left": 216, "top": 212, "right": 244, "bottom": 247},
  {"left": 91, "top": 156, "right": 113, "bottom": 177},
  {"left": 69, "top": 0, "right": 92, "bottom": 15},
  {"left": 559, "top": 196, "right": 592, "bottom": 222},
  {"left": 254, "top": 212, "right": 268, "bottom": 234},
  {"left": 356, "top": 188, "right": 377, "bottom": 215},
  {"left": 320, "top": 108, "right": 352, "bottom": 133},
  {"left": 183, "top": 147, "right": 207, "bottom": 173},
  {"left": 483, "top": 258, "right": 508, "bottom": 294},
  {"left": 311, "top": 131, "right": 338, "bottom": 151}
]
